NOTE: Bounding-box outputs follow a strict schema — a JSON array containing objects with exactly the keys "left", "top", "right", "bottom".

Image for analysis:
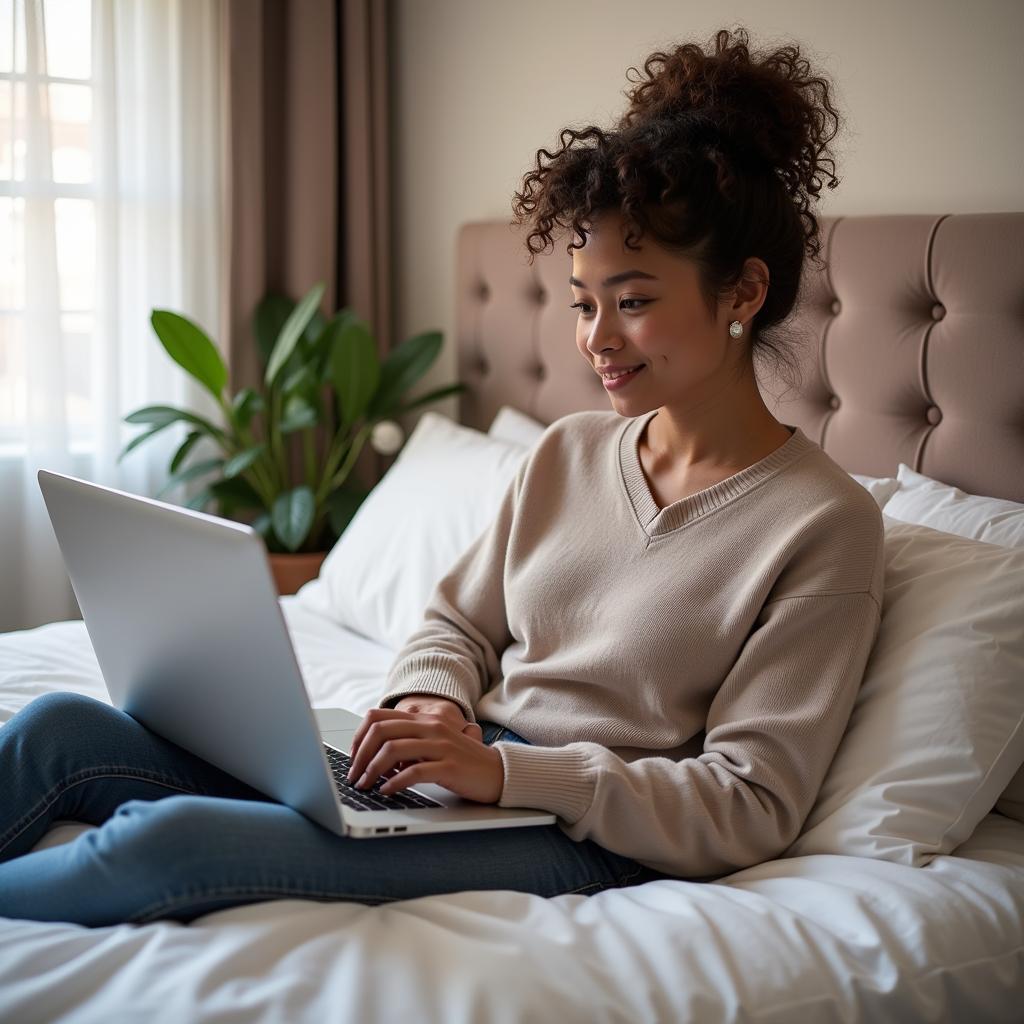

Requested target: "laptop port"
[
  {"left": 394, "top": 826, "right": 407, "bottom": 832},
  {"left": 375, "top": 827, "right": 388, "bottom": 834}
]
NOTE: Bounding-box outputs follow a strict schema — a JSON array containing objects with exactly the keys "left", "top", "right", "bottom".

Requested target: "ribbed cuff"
[
  {"left": 378, "top": 659, "right": 477, "bottom": 723},
  {"left": 493, "top": 742, "right": 595, "bottom": 823}
]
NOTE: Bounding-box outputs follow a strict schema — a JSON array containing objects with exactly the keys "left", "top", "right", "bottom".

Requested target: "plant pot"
[{"left": 267, "top": 551, "right": 329, "bottom": 596}]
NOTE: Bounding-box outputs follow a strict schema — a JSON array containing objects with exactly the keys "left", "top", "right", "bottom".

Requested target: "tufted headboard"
[{"left": 455, "top": 213, "right": 1024, "bottom": 503}]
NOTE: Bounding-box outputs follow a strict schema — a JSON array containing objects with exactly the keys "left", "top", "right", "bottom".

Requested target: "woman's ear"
[{"left": 726, "top": 257, "right": 770, "bottom": 323}]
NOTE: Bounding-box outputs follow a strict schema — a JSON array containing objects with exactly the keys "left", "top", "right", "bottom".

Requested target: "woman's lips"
[{"left": 602, "top": 365, "right": 645, "bottom": 390}]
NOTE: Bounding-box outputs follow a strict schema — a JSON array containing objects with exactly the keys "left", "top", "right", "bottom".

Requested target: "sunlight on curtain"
[{"left": 0, "top": 0, "right": 226, "bottom": 630}]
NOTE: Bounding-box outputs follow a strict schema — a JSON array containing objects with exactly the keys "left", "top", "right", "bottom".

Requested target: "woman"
[{"left": 0, "top": 26, "right": 884, "bottom": 927}]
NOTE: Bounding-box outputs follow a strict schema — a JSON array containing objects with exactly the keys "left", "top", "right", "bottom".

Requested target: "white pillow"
[
  {"left": 878, "top": 465, "right": 1024, "bottom": 823},
  {"left": 1001, "top": 781, "right": 1024, "bottom": 823},
  {"left": 885, "top": 462, "right": 1024, "bottom": 548},
  {"left": 488, "top": 405, "right": 547, "bottom": 447},
  {"left": 848, "top": 473, "right": 899, "bottom": 509},
  {"left": 294, "top": 412, "right": 530, "bottom": 651},
  {"left": 785, "top": 515, "right": 1024, "bottom": 865}
]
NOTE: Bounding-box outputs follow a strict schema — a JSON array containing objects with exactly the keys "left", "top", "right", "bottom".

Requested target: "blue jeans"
[{"left": 0, "top": 692, "right": 664, "bottom": 927}]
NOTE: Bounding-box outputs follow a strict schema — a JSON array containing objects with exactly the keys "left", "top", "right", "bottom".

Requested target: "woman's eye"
[{"left": 569, "top": 299, "right": 648, "bottom": 314}]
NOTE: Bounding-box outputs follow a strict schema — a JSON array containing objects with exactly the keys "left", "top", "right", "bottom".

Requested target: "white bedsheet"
[{"left": 1, "top": 601, "right": 1021, "bottom": 1023}]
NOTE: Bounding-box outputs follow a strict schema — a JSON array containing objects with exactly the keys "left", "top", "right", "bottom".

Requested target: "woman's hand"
[{"left": 346, "top": 697, "right": 504, "bottom": 805}]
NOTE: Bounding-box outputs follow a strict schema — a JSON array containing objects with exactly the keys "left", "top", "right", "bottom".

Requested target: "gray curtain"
[{"left": 222, "top": 0, "right": 395, "bottom": 503}]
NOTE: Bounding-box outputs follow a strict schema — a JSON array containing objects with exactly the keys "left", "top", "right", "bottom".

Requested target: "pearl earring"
[{"left": 729, "top": 320, "right": 744, "bottom": 339}]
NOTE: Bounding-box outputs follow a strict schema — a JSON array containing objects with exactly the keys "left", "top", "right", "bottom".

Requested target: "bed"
[{"left": 1, "top": 212, "right": 1022, "bottom": 1023}]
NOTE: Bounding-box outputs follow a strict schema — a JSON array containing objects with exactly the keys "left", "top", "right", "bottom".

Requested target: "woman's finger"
[
  {"left": 377, "top": 759, "right": 443, "bottom": 796},
  {"left": 347, "top": 719, "right": 445, "bottom": 783},
  {"left": 348, "top": 708, "right": 415, "bottom": 764},
  {"left": 356, "top": 738, "right": 443, "bottom": 789}
]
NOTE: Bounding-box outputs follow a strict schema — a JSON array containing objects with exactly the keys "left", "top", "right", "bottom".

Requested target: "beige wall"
[{"left": 388, "top": 0, "right": 1024, "bottom": 432}]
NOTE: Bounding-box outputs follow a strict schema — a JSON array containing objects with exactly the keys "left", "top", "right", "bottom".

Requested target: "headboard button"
[
  {"left": 830, "top": 299, "right": 841, "bottom": 315},
  {"left": 829, "top": 395, "right": 840, "bottom": 410},
  {"left": 535, "top": 287, "right": 547, "bottom": 304},
  {"left": 931, "top": 303, "right": 946, "bottom": 321},
  {"left": 476, "top": 356, "right": 489, "bottom": 375},
  {"left": 534, "top": 364, "right": 547, "bottom": 381},
  {"left": 477, "top": 283, "right": 490, "bottom": 301},
  {"left": 926, "top": 405, "right": 942, "bottom": 425}
]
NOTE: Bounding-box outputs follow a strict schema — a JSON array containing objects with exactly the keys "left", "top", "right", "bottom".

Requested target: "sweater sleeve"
[
  {"left": 375, "top": 456, "right": 528, "bottom": 724},
  {"left": 493, "top": 590, "right": 882, "bottom": 878}
]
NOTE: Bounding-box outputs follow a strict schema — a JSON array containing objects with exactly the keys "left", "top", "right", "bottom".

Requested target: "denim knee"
[
  {"left": 2, "top": 691, "right": 113, "bottom": 766},
  {"left": 84, "top": 796, "right": 210, "bottom": 874},
  {"left": 20, "top": 690, "right": 112, "bottom": 731}
]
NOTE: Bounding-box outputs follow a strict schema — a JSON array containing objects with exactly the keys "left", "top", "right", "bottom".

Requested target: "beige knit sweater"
[{"left": 378, "top": 409, "right": 885, "bottom": 879}]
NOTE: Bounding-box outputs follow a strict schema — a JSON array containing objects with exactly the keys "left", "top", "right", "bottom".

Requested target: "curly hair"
[{"left": 510, "top": 25, "right": 844, "bottom": 390}]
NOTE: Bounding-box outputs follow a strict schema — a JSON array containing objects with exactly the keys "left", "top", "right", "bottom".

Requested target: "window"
[{"left": 1, "top": 0, "right": 96, "bottom": 452}]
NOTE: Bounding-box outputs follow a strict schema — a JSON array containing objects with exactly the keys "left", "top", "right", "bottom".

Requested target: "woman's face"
[{"left": 569, "top": 210, "right": 746, "bottom": 413}]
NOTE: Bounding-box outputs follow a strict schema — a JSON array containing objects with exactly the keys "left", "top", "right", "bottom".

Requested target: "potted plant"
[{"left": 119, "top": 282, "right": 466, "bottom": 594}]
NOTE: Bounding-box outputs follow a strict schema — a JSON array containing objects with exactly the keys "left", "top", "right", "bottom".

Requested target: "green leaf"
[
  {"left": 231, "top": 388, "right": 264, "bottom": 430},
  {"left": 254, "top": 292, "right": 326, "bottom": 388},
  {"left": 281, "top": 363, "right": 318, "bottom": 396},
  {"left": 283, "top": 310, "right": 330, "bottom": 388},
  {"left": 365, "top": 330, "right": 442, "bottom": 420},
  {"left": 223, "top": 445, "right": 266, "bottom": 480},
  {"left": 251, "top": 512, "right": 284, "bottom": 552},
  {"left": 169, "top": 430, "right": 203, "bottom": 473},
  {"left": 316, "top": 310, "right": 357, "bottom": 384},
  {"left": 150, "top": 310, "right": 227, "bottom": 401},
  {"left": 303, "top": 307, "right": 328, "bottom": 348},
  {"left": 155, "top": 457, "right": 224, "bottom": 500},
  {"left": 254, "top": 294, "right": 295, "bottom": 370},
  {"left": 251, "top": 512, "right": 272, "bottom": 538},
  {"left": 123, "top": 405, "right": 187, "bottom": 426},
  {"left": 264, "top": 282, "right": 326, "bottom": 387},
  {"left": 279, "top": 395, "right": 319, "bottom": 434},
  {"left": 117, "top": 424, "right": 168, "bottom": 463},
  {"left": 185, "top": 488, "right": 213, "bottom": 511},
  {"left": 204, "top": 477, "right": 265, "bottom": 522},
  {"left": 272, "top": 486, "right": 316, "bottom": 552},
  {"left": 209, "top": 475, "right": 264, "bottom": 510},
  {"left": 123, "top": 404, "right": 227, "bottom": 443},
  {"left": 326, "top": 485, "right": 370, "bottom": 537},
  {"left": 391, "top": 382, "right": 468, "bottom": 418},
  {"left": 326, "top": 315, "right": 380, "bottom": 428}
]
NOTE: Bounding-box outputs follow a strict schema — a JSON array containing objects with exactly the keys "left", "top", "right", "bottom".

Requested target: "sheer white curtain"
[{"left": 0, "top": 0, "right": 226, "bottom": 631}]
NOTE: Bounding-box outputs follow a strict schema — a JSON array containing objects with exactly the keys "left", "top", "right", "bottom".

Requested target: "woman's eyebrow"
[{"left": 569, "top": 270, "right": 659, "bottom": 289}]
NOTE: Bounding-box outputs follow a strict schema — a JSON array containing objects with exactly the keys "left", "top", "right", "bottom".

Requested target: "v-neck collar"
[{"left": 617, "top": 409, "right": 818, "bottom": 538}]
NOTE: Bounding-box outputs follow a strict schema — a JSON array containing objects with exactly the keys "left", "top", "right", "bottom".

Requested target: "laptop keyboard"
[{"left": 324, "top": 745, "right": 444, "bottom": 812}]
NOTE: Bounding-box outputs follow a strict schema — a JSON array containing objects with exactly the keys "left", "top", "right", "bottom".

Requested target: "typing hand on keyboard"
[
  {"left": 324, "top": 745, "right": 443, "bottom": 811},
  {"left": 344, "top": 705, "right": 504, "bottom": 805}
]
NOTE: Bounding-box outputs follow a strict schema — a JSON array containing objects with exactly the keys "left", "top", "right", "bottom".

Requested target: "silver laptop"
[{"left": 37, "top": 469, "right": 556, "bottom": 838}]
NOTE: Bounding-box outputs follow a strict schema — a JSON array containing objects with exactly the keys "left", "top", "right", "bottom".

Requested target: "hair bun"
[{"left": 616, "top": 26, "right": 842, "bottom": 206}]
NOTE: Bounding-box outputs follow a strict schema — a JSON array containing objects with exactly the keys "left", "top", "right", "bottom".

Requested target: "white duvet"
[{"left": 1, "top": 600, "right": 1021, "bottom": 1024}]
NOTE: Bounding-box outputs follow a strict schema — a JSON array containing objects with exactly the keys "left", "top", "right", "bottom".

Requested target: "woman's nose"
[{"left": 585, "top": 315, "right": 622, "bottom": 355}]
